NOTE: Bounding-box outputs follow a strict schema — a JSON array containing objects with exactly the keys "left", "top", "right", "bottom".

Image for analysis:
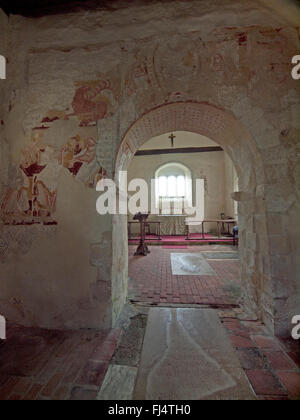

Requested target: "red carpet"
[
  {"left": 162, "top": 245, "right": 188, "bottom": 249},
  {"left": 129, "top": 233, "right": 213, "bottom": 241}
]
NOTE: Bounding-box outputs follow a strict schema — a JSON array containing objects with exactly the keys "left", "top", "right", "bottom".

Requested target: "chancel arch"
[{"left": 113, "top": 101, "right": 275, "bottom": 333}]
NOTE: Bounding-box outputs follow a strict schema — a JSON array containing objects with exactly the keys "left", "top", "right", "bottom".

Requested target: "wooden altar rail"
[
  {"left": 128, "top": 218, "right": 237, "bottom": 240},
  {"left": 185, "top": 219, "right": 237, "bottom": 240}
]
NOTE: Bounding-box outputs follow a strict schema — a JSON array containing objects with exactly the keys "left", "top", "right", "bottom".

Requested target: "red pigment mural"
[
  {"left": 1, "top": 129, "right": 60, "bottom": 225},
  {"left": 1, "top": 131, "right": 107, "bottom": 226},
  {"left": 71, "top": 74, "right": 119, "bottom": 126},
  {"left": 1, "top": 73, "right": 116, "bottom": 226},
  {"left": 61, "top": 135, "right": 106, "bottom": 188}
]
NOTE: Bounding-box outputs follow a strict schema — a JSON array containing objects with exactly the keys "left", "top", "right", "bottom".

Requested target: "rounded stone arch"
[
  {"left": 115, "top": 102, "right": 264, "bottom": 187},
  {"left": 112, "top": 101, "right": 273, "bottom": 332}
]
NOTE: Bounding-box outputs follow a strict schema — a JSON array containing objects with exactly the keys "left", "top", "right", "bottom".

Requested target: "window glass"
[
  {"left": 155, "top": 163, "right": 193, "bottom": 215},
  {"left": 158, "top": 176, "right": 167, "bottom": 197},
  {"left": 167, "top": 176, "right": 177, "bottom": 197},
  {"left": 177, "top": 175, "right": 185, "bottom": 196}
]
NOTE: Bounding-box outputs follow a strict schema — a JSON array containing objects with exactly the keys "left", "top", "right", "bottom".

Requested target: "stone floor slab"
[
  {"left": 202, "top": 252, "right": 239, "bottom": 260},
  {"left": 134, "top": 308, "right": 256, "bottom": 400},
  {"left": 171, "top": 253, "right": 216, "bottom": 276},
  {"left": 97, "top": 365, "right": 138, "bottom": 400}
]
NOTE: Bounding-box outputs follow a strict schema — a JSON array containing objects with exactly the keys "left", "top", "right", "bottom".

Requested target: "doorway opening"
[
  {"left": 112, "top": 101, "right": 271, "bottom": 334},
  {"left": 126, "top": 130, "right": 241, "bottom": 308}
]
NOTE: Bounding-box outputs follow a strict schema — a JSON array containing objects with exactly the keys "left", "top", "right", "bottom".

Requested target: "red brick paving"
[
  {"left": 78, "top": 361, "right": 109, "bottom": 387},
  {"left": 252, "top": 335, "right": 280, "bottom": 350},
  {"left": 69, "top": 386, "right": 99, "bottom": 400},
  {"left": 128, "top": 244, "right": 300, "bottom": 400},
  {"left": 236, "top": 348, "right": 268, "bottom": 370},
  {"left": 0, "top": 296, "right": 299, "bottom": 400},
  {"left": 275, "top": 371, "right": 300, "bottom": 398},
  {"left": 0, "top": 323, "right": 121, "bottom": 400},
  {"left": 0, "top": 318, "right": 299, "bottom": 400},
  {"left": 230, "top": 335, "right": 257, "bottom": 349},
  {"left": 223, "top": 319, "right": 242, "bottom": 331},
  {"left": 129, "top": 245, "right": 241, "bottom": 306},
  {"left": 287, "top": 352, "right": 300, "bottom": 369},
  {"left": 263, "top": 350, "right": 298, "bottom": 371},
  {"left": 246, "top": 369, "right": 288, "bottom": 396},
  {"left": 222, "top": 318, "right": 300, "bottom": 400}
]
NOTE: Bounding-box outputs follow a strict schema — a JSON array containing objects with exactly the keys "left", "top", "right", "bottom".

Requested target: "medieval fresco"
[
  {"left": 0, "top": 73, "right": 115, "bottom": 227},
  {"left": 61, "top": 134, "right": 106, "bottom": 188},
  {"left": 1, "top": 129, "right": 60, "bottom": 225},
  {"left": 0, "top": 26, "right": 295, "bottom": 230},
  {"left": 1, "top": 130, "right": 107, "bottom": 226},
  {"left": 71, "top": 73, "right": 119, "bottom": 126}
]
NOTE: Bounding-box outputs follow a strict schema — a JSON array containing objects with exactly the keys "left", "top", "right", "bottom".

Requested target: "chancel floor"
[
  {"left": 1, "top": 246, "right": 298, "bottom": 400},
  {"left": 0, "top": 324, "right": 121, "bottom": 400},
  {"left": 0, "top": 308, "right": 299, "bottom": 400},
  {"left": 128, "top": 245, "right": 241, "bottom": 307}
]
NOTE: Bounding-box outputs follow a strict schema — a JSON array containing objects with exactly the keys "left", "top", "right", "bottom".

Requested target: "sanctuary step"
[{"left": 128, "top": 234, "right": 236, "bottom": 245}]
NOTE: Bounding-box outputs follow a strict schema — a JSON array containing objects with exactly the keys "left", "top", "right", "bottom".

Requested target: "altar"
[
  {"left": 128, "top": 215, "right": 188, "bottom": 236},
  {"left": 149, "top": 215, "right": 188, "bottom": 236}
]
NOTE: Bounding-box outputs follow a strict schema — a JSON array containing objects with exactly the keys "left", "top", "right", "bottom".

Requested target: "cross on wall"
[{"left": 169, "top": 133, "right": 176, "bottom": 147}]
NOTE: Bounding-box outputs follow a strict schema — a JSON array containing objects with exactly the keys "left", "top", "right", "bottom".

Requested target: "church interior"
[{"left": 0, "top": 0, "right": 299, "bottom": 401}]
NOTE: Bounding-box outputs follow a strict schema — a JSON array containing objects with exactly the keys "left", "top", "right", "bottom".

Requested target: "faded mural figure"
[
  {"left": 1, "top": 130, "right": 60, "bottom": 225},
  {"left": 61, "top": 135, "right": 106, "bottom": 188},
  {"left": 72, "top": 74, "right": 118, "bottom": 126},
  {"left": 0, "top": 74, "right": 114, "bottom": 227},
  {"left": 210, "top": 52, "right": 228, "bottom": 82}
]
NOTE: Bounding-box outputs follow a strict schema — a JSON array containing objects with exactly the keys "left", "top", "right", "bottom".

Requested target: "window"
[{"left": 155, "top": 163, "right": 192, "bottom": 215}]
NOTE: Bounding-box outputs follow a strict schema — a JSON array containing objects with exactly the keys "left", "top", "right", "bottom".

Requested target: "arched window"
[{"left": 155, "top": 163, "right": 192, "bottom": 215}]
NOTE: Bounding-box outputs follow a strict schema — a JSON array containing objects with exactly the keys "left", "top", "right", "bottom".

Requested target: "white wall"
[
  {"left": 127, "top": 132, "right": 237, "bottom": 234},
  {"left": 224, "top": 152, "right": 238, "bottom": 219}
]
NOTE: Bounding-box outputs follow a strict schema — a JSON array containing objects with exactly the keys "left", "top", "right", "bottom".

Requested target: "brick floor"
[
  {"left": 245, "top": 370, "right": 288, "bottom": 396},
  {"left": 222, "top": 318, "right": 300, "bottom": 400},
  {"left": 230, "top": 335, "right": 257, "bottom": 349},
  {"left": 0, "top": 298, "right": 298, "bottom": 400},
  {"left": 275, "top": 371, "right": 300, "bottom": 398},
  {"left": 0, "top": 323, "right": 121, "bottom": 400},
  {"left": 236, "top": 348, "right": 269, "bottom": 370},
  {"left": 263, "top": 350, "right": 298, "bottom": 371},
  {"left": 252, "top": 335, "right": 280, "bottom": 350},
  {"left": 129, "top": 245, "right": 241, "bottom": 307}
]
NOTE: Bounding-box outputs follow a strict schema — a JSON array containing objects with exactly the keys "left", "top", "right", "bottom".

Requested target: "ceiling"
[
  {"left": 0, "top": 0, "right": 141, "bottom": 17},
  {"left": 0, "top": 0, "right": 180, "bottom": 17},
  {"left": 0, "top": 0, "right": 299, "bottom": 24}
]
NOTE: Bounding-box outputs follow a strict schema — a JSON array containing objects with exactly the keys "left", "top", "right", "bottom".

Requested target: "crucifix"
[{"left": 169, "top": 133, "right": 176, "bottom": 147}]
